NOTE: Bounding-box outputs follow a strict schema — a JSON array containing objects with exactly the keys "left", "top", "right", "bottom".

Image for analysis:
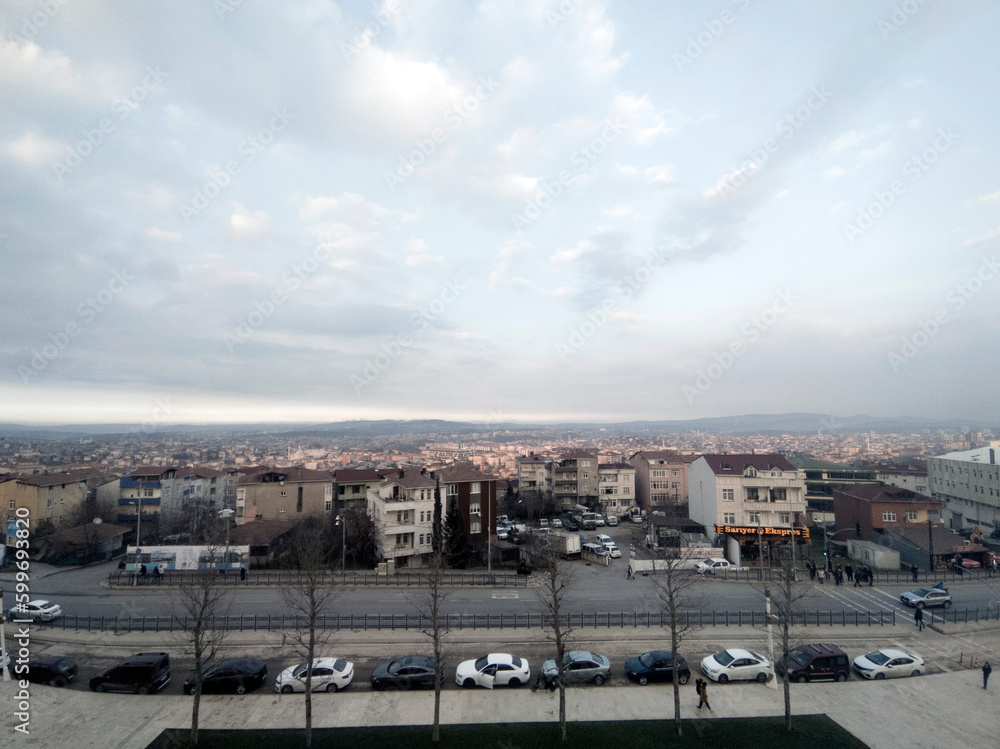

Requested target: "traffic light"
[{"left": 856, "top": 522, "right": 862, "bottom": 538}]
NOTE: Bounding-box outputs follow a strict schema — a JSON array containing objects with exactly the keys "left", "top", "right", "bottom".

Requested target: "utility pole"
[{"left": 927, "top": 518, "right": 934, "bottom": 573}]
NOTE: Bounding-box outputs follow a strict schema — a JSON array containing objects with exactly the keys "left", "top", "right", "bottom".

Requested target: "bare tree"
[
  {"left": 281, "top": 519, "right": 340, "bottom": 749},
  {"left": 172, "top": 546, "right": 232, "bottom": 749},
  {"left": 536, "top": 549, "right": 576, "bottom": 742},
  {"left": 411, "top": 549, "right": 451, "bottom": 744},
  {"left": 647, "top": 540, "right": 702, "bottom": 737}
]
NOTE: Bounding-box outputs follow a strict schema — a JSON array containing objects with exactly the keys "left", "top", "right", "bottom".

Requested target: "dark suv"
[
  {"left": 776, "top": 644, "right": 850, "bottom": 683},
  {"left": 184, "top": 657, "right": 268, "bottom": 695},
  {"left": 90, "top": 652, "right": 171, "bottom": 694},
  {"left": 27, "top": 656, "right": 78, "bottom": 687}
]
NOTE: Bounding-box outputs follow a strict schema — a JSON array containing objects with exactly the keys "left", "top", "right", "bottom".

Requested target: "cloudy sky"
[{"left": 1, "top": 0, "right": 998, "bottom": 427}]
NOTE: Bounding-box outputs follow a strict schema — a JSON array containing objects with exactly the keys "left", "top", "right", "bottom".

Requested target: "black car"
[
  {"left": 562, "top": 519, "right": 579, "bottom": 532},
  {"left": 184, "top": 658, "right": 267, "bottom": 695},
  {"left": 370, "top": 655, "right": 441, "bottom": 690},
  {"left": 27, "top": 656, "right": 78, "bottom": 687},
  {"left": 625, "top": 651, "right": 691, "bottom": 686},
  {"left": 90, "top": 652, "right": 171, "bottom": 695}
]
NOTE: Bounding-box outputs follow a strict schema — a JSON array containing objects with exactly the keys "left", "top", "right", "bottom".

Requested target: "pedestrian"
[
  {"left": 845, "top": 564, "right": 853, "bottom": 582},
  {"left": 696, "top": 678, "right": 712, "bottom": 711},
  {"left": 627, "top": 565, "right": 633, "bottom": 580},
  {"left": 914, "top": 606, "right": 924, "bottom": 631},
  {"left": 854, "top": 568, "right": 862, "bottom": 587},
  {"left": 868, "top": 566, "right": 874, "bottom": 587},
  {"left": 818, "top": 568, "right": 825, "bottom": 585},
  {"left": 809, "top": 562, "right": 816, "bottom": 581},
  {"left": 835, "top": 565, "right": 843, "bottom": 586},
  {"left": 911, "top": 564, "right": 919, "bottom": 583},
  {"left": 240, "top": 565, "right": 247, "bottom": 582},
  {"left": 983, "top": 661, "right": 992, "bottom": 689},
  {"left": 152, "top": 565, "right": 161, "bottom": 585},
  {"left": 827, "top": 558, "right": 833, "bottom": 573}
]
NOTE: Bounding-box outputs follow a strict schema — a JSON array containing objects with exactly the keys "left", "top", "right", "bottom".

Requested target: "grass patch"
[{"left": 147, "top": 715, "right": 867, "bottom": 749}]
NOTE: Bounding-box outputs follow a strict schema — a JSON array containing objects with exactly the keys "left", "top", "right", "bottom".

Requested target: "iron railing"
[{"left": 107, "top": 570, "right": 526, "bottom": 589}]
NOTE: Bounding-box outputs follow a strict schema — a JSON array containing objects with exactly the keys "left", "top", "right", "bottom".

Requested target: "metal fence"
[
  {"left": 32, "top": 608, "right": 944, "bottom": 633},
  {"left": 698, "top": 566, "right": 993, "bottom": 585},
  {"left": 107, "top": 570, "right": 527, "bottom": 589}
]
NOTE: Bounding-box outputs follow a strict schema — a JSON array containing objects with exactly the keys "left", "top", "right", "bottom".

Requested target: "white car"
[
  {"left": 700, "top": 649, "right": 772, "bottom": 684},
  {"left": 456, "top": 653, "right": 530, "bottom": 689},
  {"left": 539, "top": 518, "right": 549, "bottom": 526},
  {"left": 695, "top": 558, "right": 732, "bottom": 575},
  {"left": 606, "top": 515, "right": 619, "bottom": 526},
  {"left": 594, "top": 515, "right": 605, "bottom": 527},
  {"left": 595, "top": 533, "right": 614, "bottom": 548},
  {"left": 607, "top": 545, "right": 622, "bottom": 559},
  {"left": 851, "top": 649, "right": 925, "bottom": 680},
  {"left": 10, "top": 600, "right": 62, "bottom": 622},
  {"left": 274, "top": 657, "right": 354, "bottom": 693},
  {"left": 551, "top": 518, "right": 563, "bottom": 528}
]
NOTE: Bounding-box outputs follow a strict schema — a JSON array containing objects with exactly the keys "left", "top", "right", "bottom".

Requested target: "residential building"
[
  {"left": 0, "top": 471, "right": 90, "bottom": 529},
  {"left": 515, "top": 453, "right": 550, "bottom": 496},
  {"left": 117, "top": 475, "right": 163, "bottom": 528},
  {"left": 433, "top": 463, "right": 500, "bottom": 550},
  {"left": 597, "top": 462, "right": 635, "bottom": 517},
  {"left": 832, "top": 484, "right": 942, "bottom": 549},
  {"left": 628, "top": 451, "right": 696, "bottom": 513},
  {"left": 928, "top": 444, "right": 1000, "bottom": 534},
  {"left": 367, "top": 468, "right": 437, "bottom": 568},
  {"left": 235, "top": 466, "right": 334, "bottom": 525},
  {"left": 688, "top": 454, "right": 808, "bottom": 565},
  {"left": 550, "top": 449, "right": 598, "bottom": 510},
  {"left": 872, "top": 462, "right": 929, "bottom": 494},
  {"left": 332, "top": 468, "right": 383, "bottom": 514}
]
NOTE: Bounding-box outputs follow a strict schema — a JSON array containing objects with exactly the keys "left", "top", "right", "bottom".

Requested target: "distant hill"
[{"left": 0, "top": 413, "right": 991, "bottom": 439}]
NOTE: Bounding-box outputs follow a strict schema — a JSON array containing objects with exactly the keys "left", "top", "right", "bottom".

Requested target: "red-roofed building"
[
  {"left": 629, "top": 450, "right": 698, "bottom": 512},
  {"left": 235, "top": 466, "right": 334, "bottom": 525},
  {"left": 833, "top": 483, "right": 942, "bottom": 542}
]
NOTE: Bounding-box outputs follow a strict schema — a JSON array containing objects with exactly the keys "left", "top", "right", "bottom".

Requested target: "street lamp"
[
  {"left": 129, "top": 498, "right": 143, "bottom": 587},
  {"left": 218, "top": 508, "right": 235, "bottom": 573},
  {"left": 335, "top": 514, "right": 346, "bottom": 572}
]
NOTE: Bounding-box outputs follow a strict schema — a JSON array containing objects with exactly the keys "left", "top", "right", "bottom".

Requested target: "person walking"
[
  {"left": 817, "top": 568, "right": 825, "bottom": 585},
  {"left": 911, "top": 564, "right": 919, "bottom": 583},
  {"left": 868, "top": 566, "right": 874, "bottom": 587},
  {"left": 914, "top": 606, "right": 924, "bottom": 631},
  {"left": 696, "top": 678, "right": 712, "bottom": 711},
  {"left": 808, "top": 562, "right": 816, "bottom": 581},
  {"left": 845, "top": 564, "right": 853, "bottom": 582},
  {"left": 627, "top": 565, "right": 633, "bottom": 580},
  {"left": 983, "top": 661, "right": 992, "bottom": 689},
  {"left": 853, "top": 567, "right": 862, "bottom": 587},
  {"left": 152, "top": 565, "right": 161, "bottom": 585}
]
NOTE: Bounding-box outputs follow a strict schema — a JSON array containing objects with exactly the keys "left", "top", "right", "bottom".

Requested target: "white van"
[{"left": 595, "top": 534, "right": 614, "bottom": 550}]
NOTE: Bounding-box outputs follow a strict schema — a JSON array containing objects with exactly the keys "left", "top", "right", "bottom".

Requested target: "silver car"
[
  {"left": 540, "top": 651, "right": 611, "bottom": 687},
  {"left": 900, "top": 587, "right": 952, "bottom": 609}
]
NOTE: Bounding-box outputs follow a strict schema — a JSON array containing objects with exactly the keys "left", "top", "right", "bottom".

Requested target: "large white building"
[
  {"left": 928, "top": 443, "right": 1000, "bottom": 534},
  {"left": 688, "top": 454, "right": 808, "bottom": 566},
  {"left": 367, "top": 469, "right": 437, "bottom": 569}
]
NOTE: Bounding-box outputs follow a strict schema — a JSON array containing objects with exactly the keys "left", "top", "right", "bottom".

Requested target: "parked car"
[
  {"left": 456, "top": 653, "right": 530, "bottom": 689},
  {"left": 184, "top": 657, "right": 267, "bottom": 695},
  {"left": 551, "top": 518, "right": 563, "bottom": 528},
  {"left": 540, "top": 651, "right": 611, "bottom": 687},
  {"left": 852, "top": 649, "right": 925, "bottom": 680},
  {"left": 9, "top": 599, "right": 62, "bottom": 622},
  {"left": 274, "top": 657, "right": 353, "bottom": 694},
  {"left": 625, "top": 651, "right": 691, "bottom": 685},
  {"left": 900, "top": 587, "right": 952, "bottom": 609},
  {"left": 606, "top": 515, "right": 619, "bottom": 526},
  {"left": 607, "top": 545, "right": 622, "bottom": 558},
  {"left": 539, "top": 518, "right": 549, "bottom": 527},
  {"left": 700, "top": 649, "right": 772, "bottom": 684},
  {"left": 775, "top": 644, "right": 850, "bottom": 683},
  {"left": 631, "top": 513, "right": 643, "bottom": 523},
  {"left": 27, "top": 656, "right": 78, "bottom": 687},
  {"left": 595, "top": 533, "right": 614, "bottom": 548},
  {"left": 582, "top": 542, "right": 610, "bottom": 557},
  {"left": 370, "top": 655, "right": 442, "bottom": 690},
  {"left": 594, "top": 515, "right": 605, "bottom": 527},
  {"left": 90, "top": 652, "right": 171, "bottom": 695},
  {"left": 695, "top": 558, "right": 732, "bottom": 575},
  {"left": 562, "top": 519, "right": 579, "bottom": 532},
  {"left": 496, "top": 526, "right": 510, "bottom": 540}
]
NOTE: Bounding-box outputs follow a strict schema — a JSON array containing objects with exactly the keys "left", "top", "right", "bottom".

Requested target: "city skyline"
[{"left": 3, "top": 1, "right": 999, "bottom": 426}]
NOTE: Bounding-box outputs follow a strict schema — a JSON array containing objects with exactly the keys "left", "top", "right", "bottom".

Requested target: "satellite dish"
[{"left": 93, "top": 518, "right": 103, "bottom": 524}]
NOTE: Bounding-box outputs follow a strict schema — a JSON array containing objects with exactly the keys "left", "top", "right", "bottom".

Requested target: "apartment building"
[
  {"left": 550, "top": 449, "right": 598, "bottom": 510},
  {"left": 928, "top": 443, "right": 1000, "bottom": 534},
  {"left": 832, "top": 483, "right": 942, "bottom": 543},
  {"left": 515, "top": 453, "right": 550, "bottom": 496},
  {"left": 332, "top": 468, "right": 383, "bottom": 514},
  {"left": 628, "top": 451, "right": 695, "bottom": 512},
  {"left": 235, "top": 466, "right": 334, "bottom": 525},
  {"left": 688, "top": 454, "right": 808, "bottom": 565},
  {"left": 597, "top": 462, "right": 635, "bottom": 517},
  {"left": 433, "top": 464, "right": 499, "bottom": 546},
  {"left": 1, "top": 471, "right": 89, "bottom": 528},
  {"left": 367, "top": 469, "right": 437, "bottom": 568},
  {"left": 873, "top": 463, "right": 929, "bottom": 494}
]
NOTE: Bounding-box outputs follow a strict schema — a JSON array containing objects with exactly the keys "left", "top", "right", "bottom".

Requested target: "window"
[
  {"left": 651, "top": 470, "right": 667, "bottom": 478},
  {"left": 722, "top": 489, "right": 734, "bottom": 501},
  {"left": 623, "top": 487, "right": 630, "bottom": 494},
  {"left": 470, "top": 482, "right": 480, "bottom": 494},
  {"left": 8, "top": 501, "right": 13, "bottom": 510},
  {"left": 671, "top": 482, "right": 679, "bottom": 490},
  {"left": 419, "top": 534, "right": 424, "bottom": 545},
  {"left": 296, "top": 487, "right": 303, "bottom": 513},
  {"left": 747, "top": 512, "right": 761, "bottom": 523},
  {"left": 905, "top": 510, "right": 918, "bottom": 521},
  {"left": 672, "top": 470, "right": 679, "bottom": 477},
  {"left": 582, "top": 461, "right": 591, "bottom": 467},
  {"left": 882, "top": 511, "right": 896, "bottom": 522},
  {"left": 47, "top": 499, "right": 53, "bottom": 508},
  {"left": 582, "top": 473, "right": 589, "bottom": 478},
  {"left": 778, "top": 512, "right": 790, "bottom": 524},
  {"left": 745, "top": 467, "right": 757, "bottom": 478},
  {"left": 280, "top": 490, "right": 287, "bottom": 497},
  {"left": 470, "top": 498, "right": 480, "bottom": 515},
  {"left": 746, "top": 488, "right": 759, "bottom": 501},
  {"left": 770, "top": 488, "right": 786, "bottom": 502},
  {"left": 447, "top": 484, "right": 458, "bottom": 497},
  {"left": 325, "top": 498, "right": 333, "bottom": 512},
  {"left": 470, "top": 519, "right": 481, "bottom": 534},
  {"left": 724, "top": 513, "right": 736, "bottom": 524}
]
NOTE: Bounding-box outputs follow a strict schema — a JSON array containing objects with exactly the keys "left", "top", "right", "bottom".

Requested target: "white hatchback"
[{"left": 700, "top": 649, "right": 772, "bottom": 684}]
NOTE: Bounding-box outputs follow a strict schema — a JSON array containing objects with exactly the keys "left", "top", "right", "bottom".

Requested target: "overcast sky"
[{"left": 1, "top": 0, "right": 998, "bottom": 427}]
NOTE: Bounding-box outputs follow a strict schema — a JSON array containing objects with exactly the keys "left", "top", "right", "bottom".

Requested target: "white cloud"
[
  {"left": 964, "top": 226, "right": 1000, "bottom": 246},
  {"left": 971, "top": 190, "right": 1000, "bottom": 207},
  {"left": 404, "top": 237, "right": 442, "bottom": 266},
  {"left": 228, "top": 204, "right": 274, "bottom": 241},
  {"left": 299, "top": 193, "right": 388, "bottom": 227},
  {"left": 549, "top": 239, "right": 594, "bottom": 269},
  {"left": 3, "top": 131, "right": 65, "bottom": 164},
  {"left": 489, "top": 238, "right": 530, "bottom": 289},
  {"left": 145, "top": 228, "right": 183, "bottom": 242}
]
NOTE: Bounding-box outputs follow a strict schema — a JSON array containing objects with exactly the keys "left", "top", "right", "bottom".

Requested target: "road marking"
[{"left": 492, "top": 592, "right": 519, "bottom": 599}]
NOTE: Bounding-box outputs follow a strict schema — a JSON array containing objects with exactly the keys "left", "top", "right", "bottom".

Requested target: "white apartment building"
[
  {"left": 597, "top": 462, "right": 635, "bottom": 516},
  {"left": 688, "top": 454, "right": 808, "bottom": 566},
  {"left": 366, "top": 469, "right": 437, "bottom": 569},
  {"left": 928, "top": 443, "right": 1000, "bottom": 534}
]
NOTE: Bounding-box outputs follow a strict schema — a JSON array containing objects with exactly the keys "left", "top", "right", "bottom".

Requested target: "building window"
[
  {"left": 623, "top": 487, "right": 630, "bottom": 494},
  {"left": 470, "top": 519, "right": 481, "bottom": 534},
  {"left": 280, "top": 490, "right": 287, "bottom": 497},
  {"left": 47, "top": 499, "right": 53, "bottom": 508},
  {"left": 746, "top": 488, "right": 759, "bottom": 501},
  {"left": 297, "top": 487, "right": 303, "bottom": 513},
  {"left": 470, "top": 499, "right": 481, "bottom": 515},
  {"left": 724, "top": 513, "right": 735, "bottom": 524},
  {"left": 651, "top": 470, "right": 666, "bottom": 478},
  {"left": 882, "top": 511, "right": 896, "bottom": 522},
  {"left": 722, "top": 489, "right": 734, "bottom": 501},
  {"left": 470, "top": 482, "right": 480, "bottom": 494},
  {"left": 748, "top": 512, "right": 761, "bottom": 524},
  {"left": 778, "top": 512, "right": 790, "bottom": 524},
  {"left": 8, "top": 501, "right": 13, "bottom": 510},
  {"left": 447, "top": 484, "right": 458, "bottom": 497},
  {"left": 672, "top": 470, "right": 679, "bottom": 476},
  {"left": 325, "top": 498, "right": 333, "bottom": 512},
  {"left": 770, "top": 488, "right": 787, "bottom": 502},
  {"left": 905, "top": 511, "right": 918, "bottom": 521}
]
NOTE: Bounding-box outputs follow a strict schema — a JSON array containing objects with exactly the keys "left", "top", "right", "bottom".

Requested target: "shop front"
[{"left": 714, "top": 524, "right": 810, "bottom": 567}]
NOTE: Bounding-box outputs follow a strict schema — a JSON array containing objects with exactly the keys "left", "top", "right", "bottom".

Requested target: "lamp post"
[
  {"left": 130, "top": 498, "right": 142, "bottom": 587},
  {"left": 335, "top": 514, "right": 346, "bottom": 572},
  {"left": 218, "top": 508, "right": 234, "bottom": 573}
]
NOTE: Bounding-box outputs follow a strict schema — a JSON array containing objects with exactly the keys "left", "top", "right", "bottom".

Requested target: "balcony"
[{"left": 118, "top": 497, "right": 160, "bottom": 506}]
